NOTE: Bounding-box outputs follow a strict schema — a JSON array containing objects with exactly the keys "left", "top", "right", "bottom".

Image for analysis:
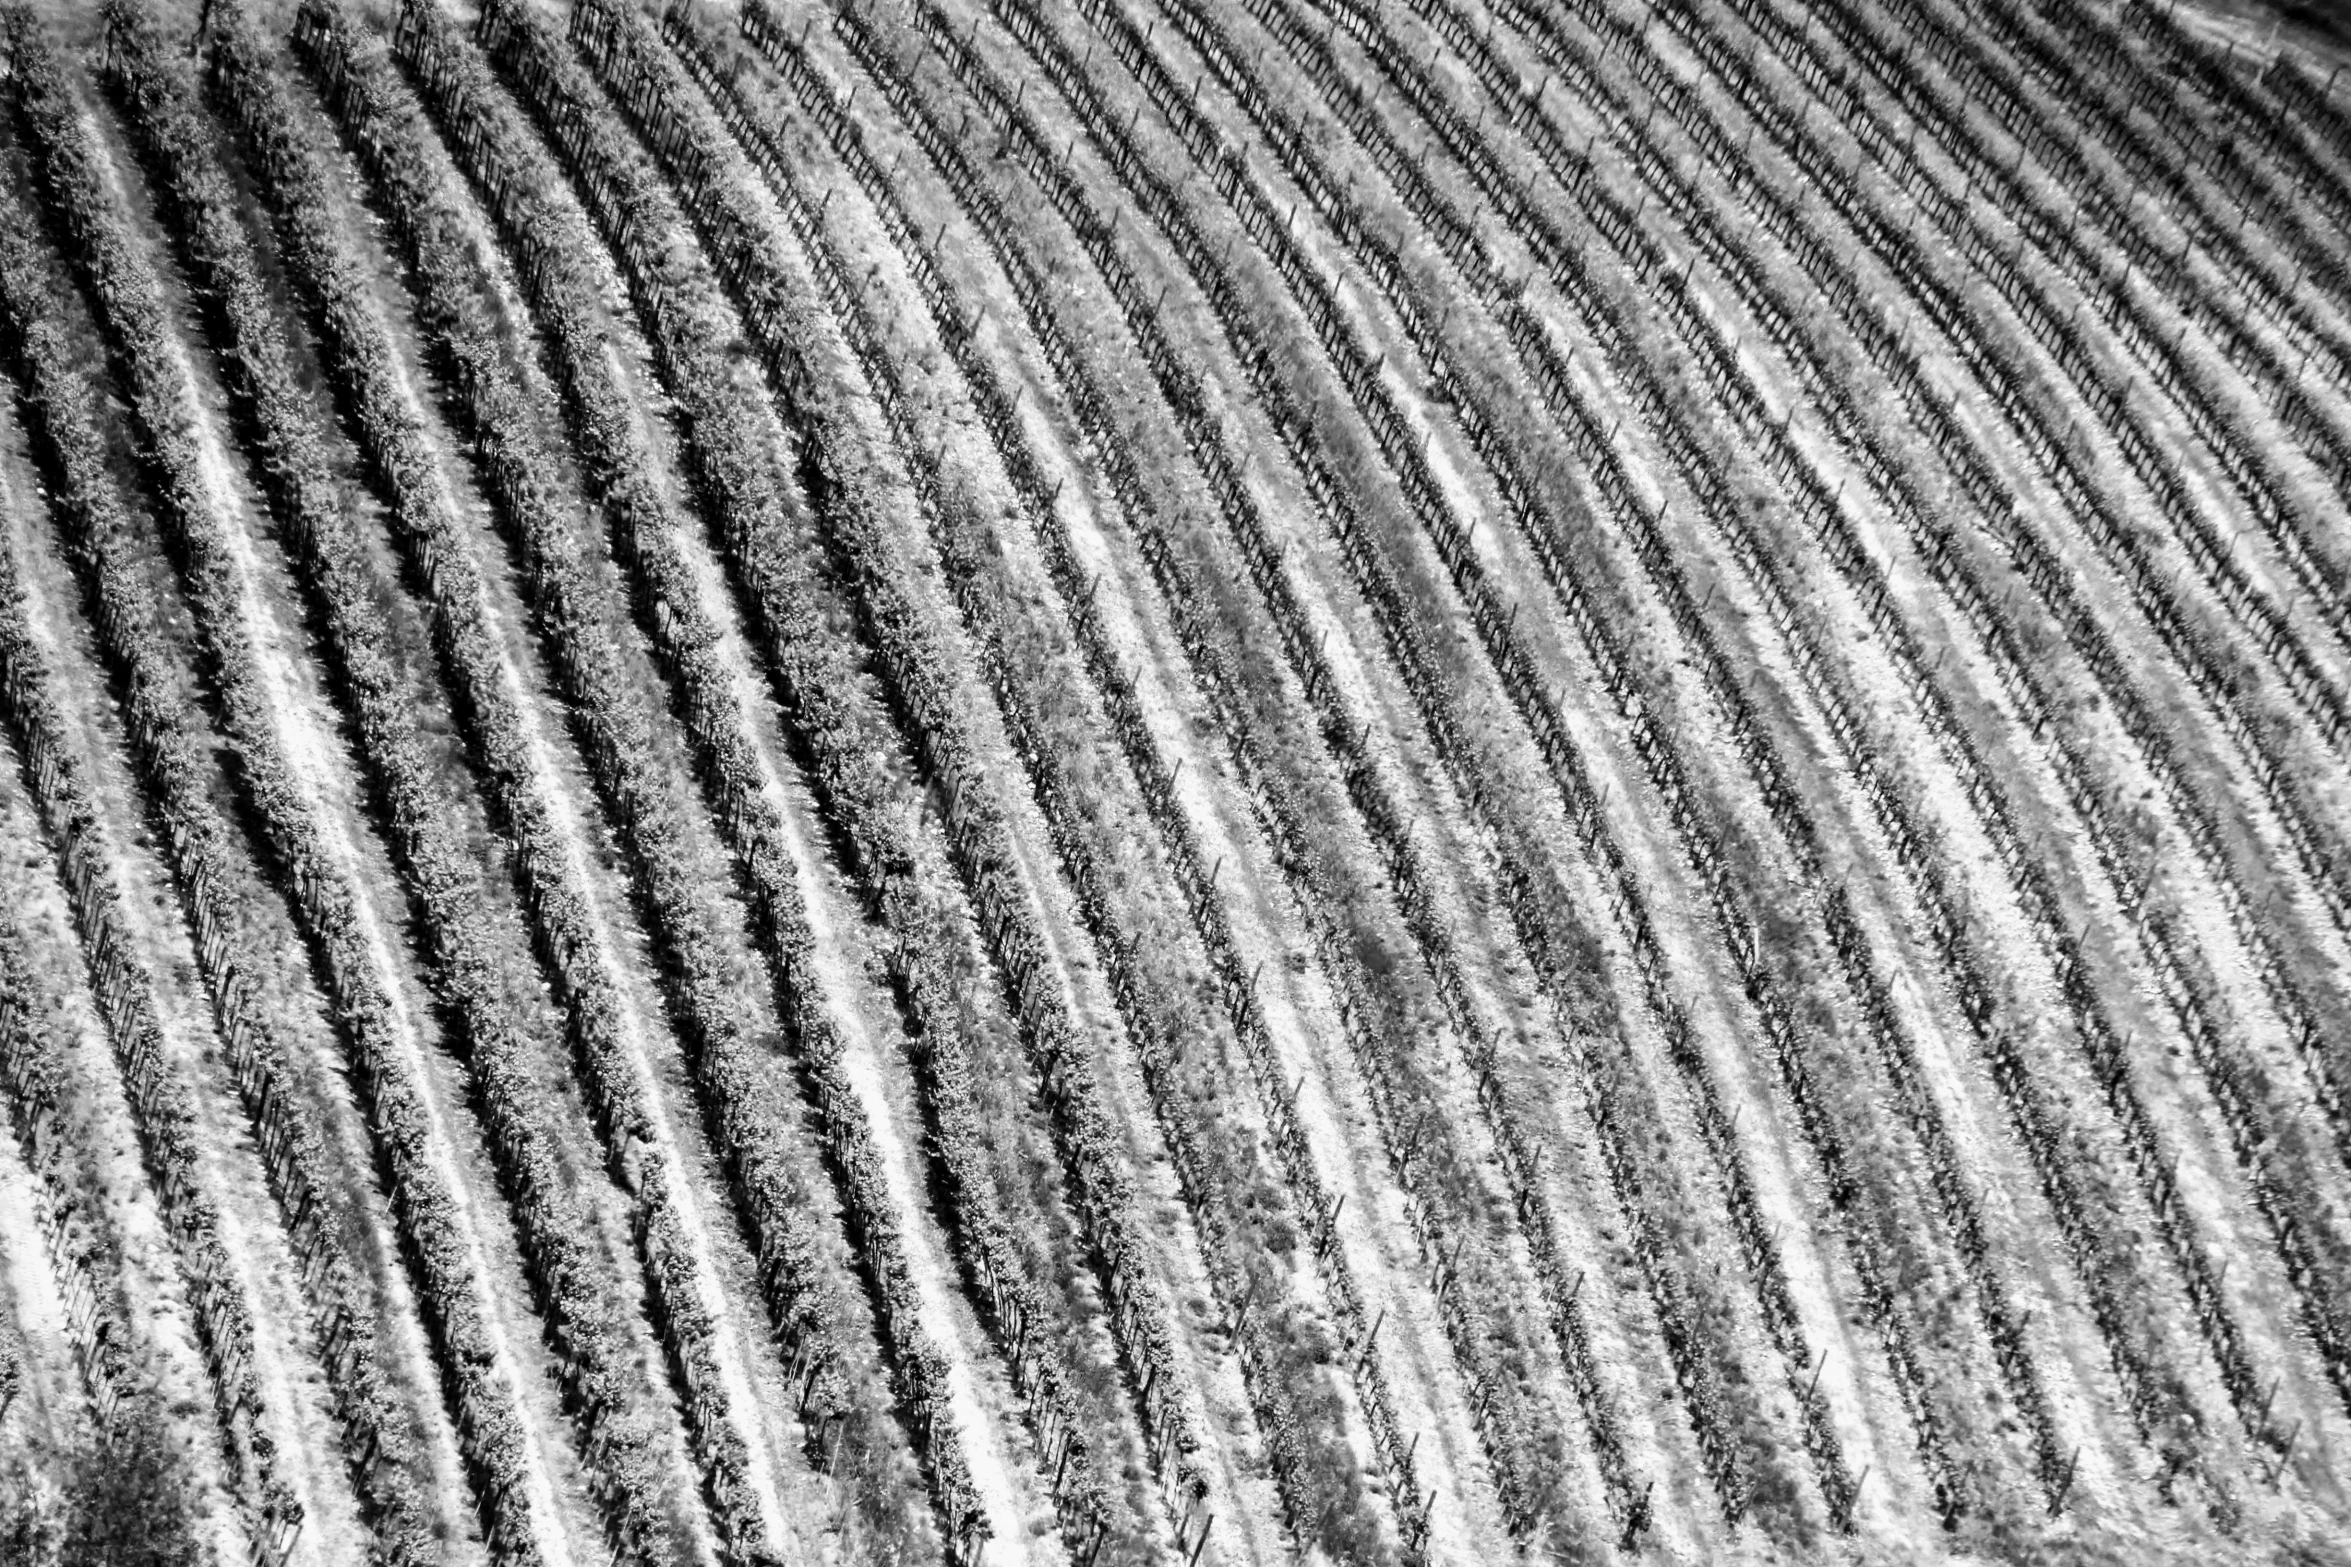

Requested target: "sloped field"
[{"left": 0, "top": 0, "right": 2347, "bottom": 1563}]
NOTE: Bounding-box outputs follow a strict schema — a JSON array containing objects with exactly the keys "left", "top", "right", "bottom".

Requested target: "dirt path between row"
[{"left": 0, "top": 1083, "right": 79, "bottom": 1443}]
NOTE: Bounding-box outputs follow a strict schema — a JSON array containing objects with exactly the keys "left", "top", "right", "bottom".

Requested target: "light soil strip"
[{"left": 0, "top": 1105, "right": 76, "bottom": 1433}]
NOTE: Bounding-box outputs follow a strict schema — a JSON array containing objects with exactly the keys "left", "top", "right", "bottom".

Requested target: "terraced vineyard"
[{"left": 0, "top": 0, "right": 2348, "bottom": 1561}]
